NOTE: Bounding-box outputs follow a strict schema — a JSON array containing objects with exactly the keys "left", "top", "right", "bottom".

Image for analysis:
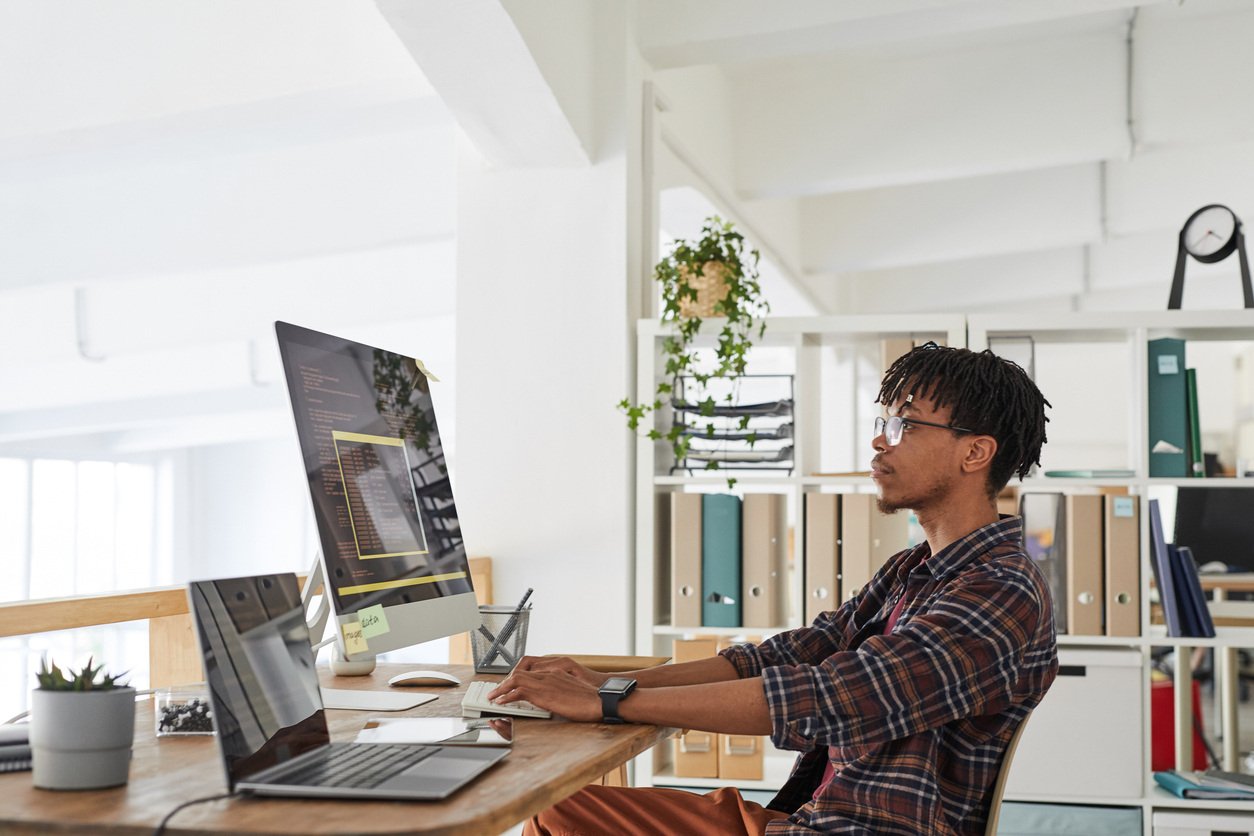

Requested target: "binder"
[
  {"left": 702, "top": 494, "right": 742, "bottom": 628},
  {"left": 1019, "top": 492, "right": 1068, "bottom": 632},
  {"left": 839, "top": 493, "right": 908, "bottom": 604},
  {"left": 1172, "top": 545, "right": 1215, "bottom": 638},
  {"left": 672, "top": 638, "right": 720, "bottom": 778},
  {"left": 1148, "top": 499, "right": 1183, "bottom": 636},
  {"left": 670, "top": 493, "right": 702, "bottom": 628},
  {"left": 804, "top": 493, "right": 840, "bottom": 624},
  {"left": 1185, "top": 367, "right": 1204, "bottom": 477},
  {"left": 742, "top": 494, "right": 787, "bottom": 628},
  {"left": 1103, "top": 495, "right": 1141, "bottom": 638},
  {"left": 1064, "top": 494, "right": 1104, "bottom": 636},
  {"left": 1148, "top": 338, "right": 1189, "bottom": 477}
]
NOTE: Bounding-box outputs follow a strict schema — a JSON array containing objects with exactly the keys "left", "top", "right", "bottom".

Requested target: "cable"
[{"left": 153, "top": 791, "right": 238, "bottom": 836}]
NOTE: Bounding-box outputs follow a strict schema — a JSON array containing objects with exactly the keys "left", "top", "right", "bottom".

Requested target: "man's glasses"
[{"left": 874, "top": 415, "right": 974, "bottom": 447}]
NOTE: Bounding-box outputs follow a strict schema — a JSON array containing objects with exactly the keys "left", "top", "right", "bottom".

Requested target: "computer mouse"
[{"left": 386, "top": 670, "right": 462, "bottom": 688}]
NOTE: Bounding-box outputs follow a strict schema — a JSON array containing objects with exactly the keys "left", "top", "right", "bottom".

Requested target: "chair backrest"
[{"left": 984, "top": 711, "right": 1033, "bottom": 836}]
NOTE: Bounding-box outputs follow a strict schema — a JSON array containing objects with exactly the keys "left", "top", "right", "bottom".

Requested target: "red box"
[{"left": 1150, "top": 678, "right": 1208, "bottom": 771}]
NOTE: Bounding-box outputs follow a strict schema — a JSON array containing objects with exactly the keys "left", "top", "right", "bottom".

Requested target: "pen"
[{"left": 481, "top": 588, "right": 533, "bottom": 667}]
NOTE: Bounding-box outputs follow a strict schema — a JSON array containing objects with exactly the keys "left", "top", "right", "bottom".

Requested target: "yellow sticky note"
[
  {"left": 359, "top": 604, "right": 390, "bottom": 639},
  {"left": 414, "top": 357, "right": 440, "bottom": 382},
  {"left": 342, "top": 620, "right": 369, "bottom": 655}
]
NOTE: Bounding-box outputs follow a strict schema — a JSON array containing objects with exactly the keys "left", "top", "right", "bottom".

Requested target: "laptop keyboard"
[{"left": 280, "top": 743, "right": 437, "bottom": 789}]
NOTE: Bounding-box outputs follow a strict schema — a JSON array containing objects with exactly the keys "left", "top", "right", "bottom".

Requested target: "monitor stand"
[{"left": 303, "top": 556, "right": 427, "bottom": 711}]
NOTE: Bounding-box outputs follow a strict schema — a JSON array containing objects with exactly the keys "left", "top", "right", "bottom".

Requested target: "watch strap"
[{"left": 599, "top": 678, "right": 637, "bottom": 724}]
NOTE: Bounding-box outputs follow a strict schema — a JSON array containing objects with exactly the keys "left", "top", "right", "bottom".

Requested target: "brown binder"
[
  {"left": 1103, "top": 495, "right": 1141, "bottom": 637},
  {"left": 743, "top": 494, "right": 787, "bottom": 628},
  {"left": 672, "top": 638, "right": 720, "bottom": 778},
  {"left": 839, "top": 493, "right": 908, "bottom": 604},
  {"left": 670, "top": 493, "right": 702, "bottom": 628},
  {"left": 804, "top": 493, "right": 840, "bottom": 624},
  {"left": 1065, "top": 494, "right": 1104, "bottom": 636}
]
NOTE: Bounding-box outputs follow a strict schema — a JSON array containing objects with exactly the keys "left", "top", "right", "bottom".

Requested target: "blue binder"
[{"left": 702, "top": 494, "right": 742, "bottom": 628}]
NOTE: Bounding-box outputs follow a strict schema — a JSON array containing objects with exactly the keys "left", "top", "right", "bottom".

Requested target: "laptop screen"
[{"left": 188, "top": 573, "right": 329, "bottom": 789}]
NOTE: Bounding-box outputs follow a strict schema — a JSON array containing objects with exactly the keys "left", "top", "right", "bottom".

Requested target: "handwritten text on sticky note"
[
  {"left": 359, "top": 604, "right": 390, "bottom": 639},
  {"left": 342, "top": 620, "right": 369, "bottom": 655}
]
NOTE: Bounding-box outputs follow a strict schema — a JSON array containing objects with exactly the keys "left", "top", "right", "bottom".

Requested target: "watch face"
[
  {"left": 602, "top": 677, "right": 633, "bottom": 693},
  {"left": 1184, "top": 205, "right": 1237, "bottom": 259}
]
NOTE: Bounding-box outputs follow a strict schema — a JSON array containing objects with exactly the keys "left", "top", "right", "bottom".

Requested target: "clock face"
[{"left": 1184, "top": 205, "right": 1237, "bottom": 259}]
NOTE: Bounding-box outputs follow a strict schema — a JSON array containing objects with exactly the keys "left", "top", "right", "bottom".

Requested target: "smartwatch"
[{"left": 598, "top": 676, "right": 638, "bottom": 724}]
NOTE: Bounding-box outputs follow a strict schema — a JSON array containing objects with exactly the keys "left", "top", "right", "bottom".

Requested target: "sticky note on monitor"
[
  {"left": 342, "top": 620, "right": 369, "bottom": 655},
  {"left": 359, "top": 604, "right": 390, "bottom": 639}
]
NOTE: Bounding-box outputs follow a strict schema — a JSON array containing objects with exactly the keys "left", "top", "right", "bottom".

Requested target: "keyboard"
[
  {"left": 461, "top": 680, "right": 552, "bottom": 719},
  {"left": 277, "top": 743, "right": 437, "bottom": 789}
]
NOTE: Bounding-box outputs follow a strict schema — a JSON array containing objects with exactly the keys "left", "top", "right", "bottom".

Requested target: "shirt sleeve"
[
  {"left": 760, "top": 559, "right": 1047, "bottom": 753},
  {"left": 719, "top": 595, "right": 860, "bottom": 679}
]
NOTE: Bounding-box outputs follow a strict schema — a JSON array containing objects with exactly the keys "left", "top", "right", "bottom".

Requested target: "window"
[{"left": 0, "top": 456, "right": 173, "bottom": 721}]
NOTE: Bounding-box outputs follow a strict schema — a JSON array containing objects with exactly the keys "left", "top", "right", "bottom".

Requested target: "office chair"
[{"left": 983, "top": 711, "right": 1033, "bottom": 836}]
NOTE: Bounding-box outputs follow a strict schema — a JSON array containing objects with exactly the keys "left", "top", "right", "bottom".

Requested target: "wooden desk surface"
[{"left": 0, "top": 664, "right": 675, "bottom": 835}]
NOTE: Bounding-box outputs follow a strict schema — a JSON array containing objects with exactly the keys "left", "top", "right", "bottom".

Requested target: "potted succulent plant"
[
  {"left": 620, "top": 216, "right": 770, "bottom": 482},
  {"left": 30, "top": 657, "right": 135, "bottom": 790}
]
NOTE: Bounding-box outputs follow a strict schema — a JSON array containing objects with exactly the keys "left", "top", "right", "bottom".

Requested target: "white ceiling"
[
  {"left": 2, "top": 0, "right": 1252, "bottom": 453},
  {"left": 640, "top": 0, "right": 1254, "bottom": 314}
]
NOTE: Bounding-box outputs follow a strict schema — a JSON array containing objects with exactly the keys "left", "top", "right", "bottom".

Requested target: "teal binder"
[
  {"left": 701, "top": 494, "right": 742, "bottom": 628},
  {"left": 1147, "top": 338, "right": 1188, "bottom": 477}
]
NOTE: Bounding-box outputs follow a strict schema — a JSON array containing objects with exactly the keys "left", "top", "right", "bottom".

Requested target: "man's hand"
[
  {"left": 508, "top": 655, "right": 607, "bottom": 687},
  {"left": 487, "top": 663, "right": 603, "bottom": 722}
]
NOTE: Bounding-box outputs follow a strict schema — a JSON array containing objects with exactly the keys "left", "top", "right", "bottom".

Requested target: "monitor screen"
[
  {"left": 275, "top": 321, "right": 478, "bottom": 658},
  {"left": 1174, "top": 487, "right": 1254, "bottom": 572}
]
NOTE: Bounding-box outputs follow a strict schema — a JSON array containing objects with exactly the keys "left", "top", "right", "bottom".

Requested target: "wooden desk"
[{"left": 0, "top": 664, "right": 676, "bottom": 835}]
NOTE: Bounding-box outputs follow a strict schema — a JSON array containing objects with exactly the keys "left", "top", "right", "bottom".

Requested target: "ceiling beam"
[{"left": 375, "top": 0, "right": 589, "bottom": 167}]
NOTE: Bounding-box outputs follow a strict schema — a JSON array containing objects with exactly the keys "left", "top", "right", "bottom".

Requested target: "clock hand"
[{"left": 1191, "top": 229, "right": 1218, "bottom": 250}]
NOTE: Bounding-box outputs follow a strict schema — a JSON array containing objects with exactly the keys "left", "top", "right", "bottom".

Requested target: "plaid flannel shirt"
[{"left": 721, "top": 516, "right": 1058, "bottom": 835}]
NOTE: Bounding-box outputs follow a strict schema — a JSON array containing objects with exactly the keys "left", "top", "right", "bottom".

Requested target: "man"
[{"left": 492, "top": 342, "right": 1058, "bottom": 835}]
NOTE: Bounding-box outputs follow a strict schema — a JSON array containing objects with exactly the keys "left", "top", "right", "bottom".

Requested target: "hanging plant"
[{"left": 620, "top": 216, "right": 770, "bottom": 482}]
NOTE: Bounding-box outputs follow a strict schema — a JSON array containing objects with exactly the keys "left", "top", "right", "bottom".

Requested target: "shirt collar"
[{"left": 906, "top": 515, "right": 1024, "bottom": 581}]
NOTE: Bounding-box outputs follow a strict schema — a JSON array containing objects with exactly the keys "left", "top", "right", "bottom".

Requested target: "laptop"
[{"left": 187, "top": 572, "right": 508, "bottom": 800}]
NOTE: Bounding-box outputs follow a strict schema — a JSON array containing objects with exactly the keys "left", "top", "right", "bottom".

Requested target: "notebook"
[{"left": 188, "top": 573, "right": 508, "bottom": 800}]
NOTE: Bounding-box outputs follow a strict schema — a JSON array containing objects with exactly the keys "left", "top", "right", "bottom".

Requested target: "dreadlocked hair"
[{"left": 876, "top": 341, "right": 1051, "bottom": 497}]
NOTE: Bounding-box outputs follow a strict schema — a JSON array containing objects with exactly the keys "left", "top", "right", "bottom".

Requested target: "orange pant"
[{"left": 523, "top": 784, "right": 790, "bottom": 836}]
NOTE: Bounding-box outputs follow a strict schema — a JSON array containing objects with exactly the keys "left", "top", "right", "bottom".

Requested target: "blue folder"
[{"left": 701, "top": 494, "right": 742, "bottom": 628}]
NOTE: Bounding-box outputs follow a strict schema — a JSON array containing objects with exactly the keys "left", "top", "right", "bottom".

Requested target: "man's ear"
[{"left": 961, "top": 435, "right": 998, "bottom": 474}]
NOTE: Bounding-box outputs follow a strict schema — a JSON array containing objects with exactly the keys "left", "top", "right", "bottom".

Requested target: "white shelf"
[
  {"left": 634, "top": 311, "right": 1254, "bottom": 829},
  {"left": 652, "top": 624, "right": 785, "bottom": 639}
]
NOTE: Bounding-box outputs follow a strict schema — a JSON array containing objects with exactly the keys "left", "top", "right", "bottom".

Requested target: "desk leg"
[
  {"left": 590, "top": 765, "right": 629, "bottom": 787},
  {"left": 1175, "top": 645, "right": 1194, "bottom": 772},
  {"left": 1220, "top": 644, "right": 1240, "bottom": 771}
]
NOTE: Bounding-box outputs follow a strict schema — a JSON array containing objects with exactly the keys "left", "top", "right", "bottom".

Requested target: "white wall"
[{"left": 454, "top": 141, "right": 633, "bottom": 656}]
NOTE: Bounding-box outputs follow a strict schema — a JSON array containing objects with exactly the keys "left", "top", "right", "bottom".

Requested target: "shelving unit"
[{"left": 631, "top": 309, "right": 1254, "bottom": 833}]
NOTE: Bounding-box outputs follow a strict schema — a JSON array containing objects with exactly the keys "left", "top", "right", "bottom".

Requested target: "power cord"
[{"left": 153, "top": 791, "right": 239, "bottom": 836}]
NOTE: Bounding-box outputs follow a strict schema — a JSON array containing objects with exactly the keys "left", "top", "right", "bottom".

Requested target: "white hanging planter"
[{"left": 30, "top": 687, "right": 136, "bottom": 790}]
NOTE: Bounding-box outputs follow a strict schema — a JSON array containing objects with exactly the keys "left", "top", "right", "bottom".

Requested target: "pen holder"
[{"left": 471, "top": 605, "right": 531, "bottom": 674}]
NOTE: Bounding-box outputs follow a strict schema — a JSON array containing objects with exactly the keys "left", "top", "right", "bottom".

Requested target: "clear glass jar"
[{"left": 154, "top": 688, "right": 215, "bottom": 737}]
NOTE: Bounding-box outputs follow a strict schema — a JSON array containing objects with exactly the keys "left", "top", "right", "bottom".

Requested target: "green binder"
[
  {"left": 1147, "top": 338, "right": 1188, "bottom": 477},
  {"left": 701, "top": 494, "right": 742, "bottom": 628},
  {"left": 1185, "top": 367, "right": 1204, "bottom": 477}
]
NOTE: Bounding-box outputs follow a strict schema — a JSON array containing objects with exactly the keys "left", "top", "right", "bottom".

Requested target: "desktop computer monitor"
[
  {"left": 1174, "top": 487, "right": 1254, "bottom": 573},
  {"left": 275, "top": 321, "right": 479, "bottom": 663}
]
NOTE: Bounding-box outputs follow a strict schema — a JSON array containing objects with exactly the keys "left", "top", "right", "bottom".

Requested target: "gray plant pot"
[{"left": 30, "top": 687, "right": 136, "bottom": 790}]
